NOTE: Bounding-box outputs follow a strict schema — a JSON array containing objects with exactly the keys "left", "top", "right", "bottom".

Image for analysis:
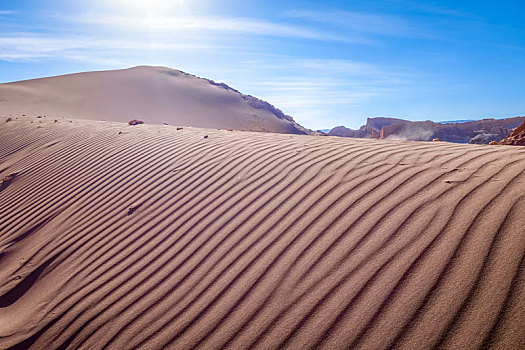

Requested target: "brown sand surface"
[
  {"left": 0, "top": 66, "right": 307, "bottom": 134},
  {"left": 1, "top": 116, "right": 525, "bottom": 349}
]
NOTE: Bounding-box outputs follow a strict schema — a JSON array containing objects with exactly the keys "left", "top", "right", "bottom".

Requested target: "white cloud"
[
  {"left": 224, "top": 57, "right": 416, "bottom": 129},
  {"left": 286, "top": 9, "right": 429, "bottom": 38},
  {"left": 62, "top": 13, "right": 374, "bottom": 45},
  {"left": 0, "top": 35, "right": 228, "bottom": 62}
]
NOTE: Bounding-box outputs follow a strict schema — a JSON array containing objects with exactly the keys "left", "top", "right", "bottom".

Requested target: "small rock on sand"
[{"left": 2, "top": 174, "right": 15, "bottom": 183}]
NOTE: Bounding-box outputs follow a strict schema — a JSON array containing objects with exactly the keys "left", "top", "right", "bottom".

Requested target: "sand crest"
[{"left": 0, "top": 66, "right": 307, "bottom": 134}]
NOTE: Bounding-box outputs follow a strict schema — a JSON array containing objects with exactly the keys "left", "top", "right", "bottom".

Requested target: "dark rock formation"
[{"left": 499, "top": 121, "right": 525, "bottom": 146}]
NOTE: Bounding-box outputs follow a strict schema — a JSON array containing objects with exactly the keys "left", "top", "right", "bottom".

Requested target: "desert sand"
[
  {"left": 1, "top": 116, "right": 525, "bottom": 349},
  {"left": 0, "top": 66, "right": 307, "bottom": 134}
]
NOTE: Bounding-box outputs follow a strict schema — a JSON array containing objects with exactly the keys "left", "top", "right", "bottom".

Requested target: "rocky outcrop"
[
  {"left": 327, "top": 125, "right": 380, "bottom": 138},
  {"left": 327, "top": 126, "right": 358, "bottom": 137},
  {"left": 365, "top": 117, "right": 408, "bottom": 131},
  {"left": 499, "top": 121, "right": 525, "bottom": 145},
  {"left": 469, "top": 133, "right": 502, "bottom": 144},
  {"left": 328, "top": 116, "right": 525, "bottom": 144}
]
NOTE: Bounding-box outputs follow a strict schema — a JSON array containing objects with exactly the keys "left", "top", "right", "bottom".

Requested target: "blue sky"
[{"left": 1, "top": 0, "right": 524, "bottom": 129}]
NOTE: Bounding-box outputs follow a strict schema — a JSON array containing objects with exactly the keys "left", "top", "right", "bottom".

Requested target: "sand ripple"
[{"left": 1, "top": 117, "right": 525, "bottom": 349}]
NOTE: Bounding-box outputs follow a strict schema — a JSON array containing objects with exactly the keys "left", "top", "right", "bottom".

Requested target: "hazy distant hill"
[
  {"left": 0, "top": 66, "right": 309, "bottom": 134},
  {"left": 437, "top": 119, "right": 475, "bottom": 124}
]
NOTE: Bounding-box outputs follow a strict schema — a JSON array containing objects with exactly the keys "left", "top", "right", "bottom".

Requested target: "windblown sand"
[{"left": 1, "top": 116, "right": 525, "bottom": 349}]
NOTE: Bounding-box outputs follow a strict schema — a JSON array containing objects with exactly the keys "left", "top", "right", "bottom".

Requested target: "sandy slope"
[
  {"left": 0, "top": 66, "right": 307, "bottom": 134},
  {"left": 1, "top": 116, "right": 525, "bottom": 349}
]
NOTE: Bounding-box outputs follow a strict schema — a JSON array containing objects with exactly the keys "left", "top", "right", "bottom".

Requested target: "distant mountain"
[
  {"left": 328, "top": 116, "right": 525, "bottom": 144},
  {"left": 437, "top": 119, "right": 475, "bottom": 124},
  {"left": 0, "top": 66, "right": 310, "bottom": 134}
]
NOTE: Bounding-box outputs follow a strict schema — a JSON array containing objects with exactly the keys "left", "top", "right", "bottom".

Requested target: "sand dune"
[
  {"left": 1, "top": 116, "right": 525, "bottom": 349},
  {"left": 0, "top": 66, "right": 308, "bottom": 134}
]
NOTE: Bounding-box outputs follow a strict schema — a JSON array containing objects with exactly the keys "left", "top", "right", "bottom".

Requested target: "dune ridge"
[
  {"left": 0, "top": 66, "right": 309, "bottom": 134},
  {"left": 1, "top": 116, "right": 525, "bottom": 349}
]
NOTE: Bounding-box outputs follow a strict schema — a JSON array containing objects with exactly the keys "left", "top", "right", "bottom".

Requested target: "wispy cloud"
[
  {"left": 224, "top": 57, "right": 416, "bottom": 129},
  {"left": 286, "top": 9, "right": 433, "bottom": 39},
  {"left": 385, "top": 0, "right": 474, "bottom": 19},
  {"left": 242, "top": 58, "right": 414, "bottom": 86},
  {"left": 61, "top": 13, "right": 374, "bottom": 45},
  {"left": 0, "top": 35, "right": 228, "bottom": 62},
  {"left": 0, "top": 10, "right": 15, "bottom": 15}
]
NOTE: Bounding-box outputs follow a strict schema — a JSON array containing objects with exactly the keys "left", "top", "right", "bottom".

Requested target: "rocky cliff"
[
  {"left": 328, "top": 116, "right": 525, "bottom": 144},
  {"left": 498, "top": 120, "right": 525, "bottom": 145}
]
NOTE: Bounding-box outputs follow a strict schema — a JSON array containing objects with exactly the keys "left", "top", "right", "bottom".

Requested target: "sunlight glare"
[{"left": 111, "top": 0, "right": 187, "bottom": 15}]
